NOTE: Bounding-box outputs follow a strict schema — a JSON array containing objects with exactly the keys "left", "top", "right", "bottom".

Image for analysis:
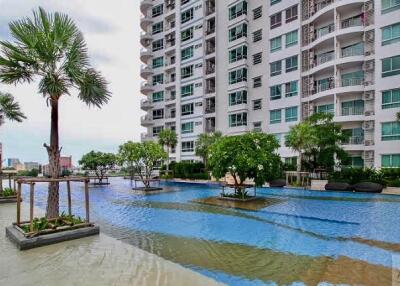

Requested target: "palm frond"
[
  {"left": 0, "top": 92, "right": 26, "bottom": 125},
  {"left": 77, "top": 69, "right": 110, "bottom": 107}
]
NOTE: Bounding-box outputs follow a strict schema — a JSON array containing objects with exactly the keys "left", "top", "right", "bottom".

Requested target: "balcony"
[
  {"left": 314, "top": 0, "right": 334, "bottom": 14},
  {"left": 141, "top": 132, "right": 153, "bottom": 142},
  {"left": 315, "top": 52, "right": 334, "bottom": 66},
  {"left": 141, "top": 115, "right": 154, "bottom": 126},
  {"left": 341, "top": 16, "right": 362, "bottom": 29},
  {"left": 314, "top": 23, "right": 335, "bottom": 42},
  {"left": 140, "top": 14, "right": 153, "bottom": 31},
  {"left": 140, "top": 65, "right": 153, "bottom": 79},
  {"left": 140, "top": 82, "right": 154, "bottom": 94},
  {"left": 341, "top": 106, "right": 364, "bottom": 116},
  {"left": 340, "top": 78, "right": 363, "bottom": 87},
  {"left": 312, "top": 80, "right": 335, "bottom": 95},
  {"left": 140, "top": 0, "right": 153, "bottom": 14},
  {"left": 140, "top": 99, "right": 153, "bottom": 111},
  {"left": 140, "top": 48, "right": 153, "bottom": 63},
  {"left": 341, "top": 44, "right": 364, "bottom": 58},
  {"left": 140, "top": 31, "right": 153, "bottom": 47},
  {"left": 343, "top": 136, "right": 364, "bottom": 145}
]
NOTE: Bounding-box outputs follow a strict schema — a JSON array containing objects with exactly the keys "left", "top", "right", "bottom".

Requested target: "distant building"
[
  {"left": 7, "top": 158, "right": 21, "bottom": 169},
  {"left": 24, "top": 162, "right": 40, "bottom": 171},
  {"left": 42, "top": 156, "right": 73, "bottom": 176}
]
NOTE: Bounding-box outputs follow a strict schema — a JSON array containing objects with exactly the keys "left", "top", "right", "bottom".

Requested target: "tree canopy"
[
  {"left": 208, "top": 132, "right": 281, "bottom": 190},
  {"left": 118, "top": 141, "right": 140, "bottom": 180},
  {"left": 158, "top": 129, "right": 177, "bottom": 172},
  {"left": 0, "top": 92, "right": 26, "bottom": 126},
  {"left": 120, "top": 142, "right": 167, "bottom": 189},
  {"left": 195, "top": 131, "right": 222, "bottom": 166},
  {"left": 79, "top": 151, "right": 117, "bottom": 182}
]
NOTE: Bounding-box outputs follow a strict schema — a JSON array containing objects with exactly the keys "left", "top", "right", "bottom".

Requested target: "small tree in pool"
[
  {"left": 79, "top": 151, "right": 117, "bottom": 184},
  {"left": 118, "top": 141, "right": 139, "bottom": 180},
  {"left": 127, "top": 142, "right": 166, "bottom": 190},
  {"left": 208, "top": 132, "right": 282, "bottom": 198}
]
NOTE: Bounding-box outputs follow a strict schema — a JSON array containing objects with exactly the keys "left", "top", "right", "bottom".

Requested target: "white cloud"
[{"left": 0, "top": 0, "right": 145, "bottom": 165}]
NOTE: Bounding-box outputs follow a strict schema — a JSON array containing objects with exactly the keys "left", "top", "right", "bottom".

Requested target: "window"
[
  {"left": 285, "top": 55, "right": 298, "bottom": 72},
  {"left": 253, "top": 76, "right": 262, "bottom": 88},
  {"left": 270, "top": 12, "right": 282, "bottom": 29},
  {"left": 270, "top": 36, "right": 282, "bottom": 52},
  {"left": 181, "top": 84, "right": 194, "bottom": 97},
  {"left": 253, "top": 121, "right": 262, "bottom": 132},
  {"left": 152, "top": 74, "right": 164, "bottom": 85},
  {"left": 181, "top": 8, "right": 193, "bottom": 24},
  {"left": 285, "top": 30, "right": 298, "bottom": 47},
  {"left": 152, "top": 126, "right": 163, "bottom": 136},
  {"left": 229, "top": 90, "right": 247, "bottom": 106},
  {"left": 285, "top": 81, "right": 298, "bottom": 97},
  {"left": 152, "top": 109, "right": 164, "bottom": 119},
  {"left": 181, "top": 46, "right": 194, "bottom": 61},
  {"left": 181, "top": 65, "right": 193, "bottom": 79},
  {"left": 152, "top": 39, "right": 163, "bottom": 52},
  {"left": 270, "top": 85, "right": 281, "bottom": 100},
  {"left": 229, "top": 68, "right": 247, "bottom": 84},
  {"left": 181, "top": 103, "right": 194, "bottom": 116},
  {"left": 382, "top": 154, "right": 400, "bottom": 167},
  {"left": 152, "top": 4, "right": 163, "bottom": 17},
  {"left": 229, "top": 45, "right": 247, "bottom": 63},
  {"left": 382, "top": 88, "right": 400, "bottom": 109},
  {"left": 152, "top": 57, "right": 164, "bottom": 68},
  {"left": 341, "top": 100, "right": 364, "bottom": 116},
  {"left": 271, "top": 0, "right": 281, "bottom": 6},
  {"left": 347, "top": 156, "right": 364, "bottom": 168},
  {"left": 253, "top": 99, "right": 262, "bottom": 110},
  {"left": 229, "top": 112, "right": 247, "bottom": 127},
  {"left": 382, "top": 122, "right": 400, "bottom": 141},
  {"left": 229, "top": 23, "right": 247, "bottom": 41},
  {"left": 285, "top": 106, "right": 298, "bottom": 122},
  {"left": 382, "top": 22, "right": 400, "bottom": 45},
  {"left": 253, "top": 6, "right": 262, "bottom": 20},
  {"left": 382, "top": 0, "right": 400, "bottom": 14},
  {"left": 270, "top": 60, "right": 282, "bottom": 76},
  {"left": 152, "top": 22, "right": 163, "bottom": 35},
  {"left": 285, "top": 5, "right": 298, "bottom": 23},
  {"left": 341, "top": 71, "right": 364, "bottom": 86},
  {"left": 315, "top": 103, "right": 334, "bottom": 114},
  {"left": 152, "top": 91, "right": 164, "bottom": 102},
  {"left": 253, "top": 29, "right": 262, "bottom": 42},
  {"left": 253, "top": 52, "right": 262, "bottom": 65},
  {"left": 270, "top": 109, "right": 282, "bottom": 124},
  {"left": 182, "top": 141, "right": 194, "bottom": 152},
  {"left": 229, "top": 1, "right": 247, "bottom": 20},
  {"left": 181, "top": 122, "right": 194, "bottom": 134},
  {"left": 382, "top": 55, "right": 400, "bottom": 77},
  {"left": 181, "top": 27, "right": 193, "bottom": 42}
]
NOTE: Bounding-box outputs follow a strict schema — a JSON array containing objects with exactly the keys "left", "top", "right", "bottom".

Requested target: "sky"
[{"left": 0, "top": 0, "right": 145, "bottom": 165}]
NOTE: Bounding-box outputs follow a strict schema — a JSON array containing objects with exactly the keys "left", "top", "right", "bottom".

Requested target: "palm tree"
[
  {"left": 0, "top": 92, "right": 26, "bottom": 192},
  {"left": 0, "top": 7, "right": 110, "bottom": 218},
  {"left": 158, "top": 129, "right": 177, "bottom": 174}
]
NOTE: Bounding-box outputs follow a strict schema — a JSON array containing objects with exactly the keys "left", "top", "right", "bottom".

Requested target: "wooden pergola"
[
  {"left": 16, "top": 177, "right": 90, "bottom": 232},
  {"left": 2, "top": 170, "right": 18, "bottom": 190}
]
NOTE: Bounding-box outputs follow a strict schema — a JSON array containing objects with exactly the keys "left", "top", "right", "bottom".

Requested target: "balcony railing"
[
  {"left": 315, "top": 52, "right": 334, "bottom": 66},
  {"left": 315, "top": 23, "right": 335, "bottom": 40},
  {"left": 341, "top": 78, "right": 364, "bottom": 87},
  {"left": 205, "top": 106, "right": 216, "bottom": 114},
  {"left": 314, "top": 0, "right": 334, "bottom": 14},
  {"left": 343, "top": 136, "right": 364, "bottom": 145},
  {"left": 313, "top": 80, "right": 335, "bottom": 94},
  {"left": 341, "top": 16, "right": 362, "bottom": 29},
  {"left": 341, "top": 45, "right": 364, "bottom": 58},
  {"left": 341, "top": 106, "right": 364, "bottom": 116}
]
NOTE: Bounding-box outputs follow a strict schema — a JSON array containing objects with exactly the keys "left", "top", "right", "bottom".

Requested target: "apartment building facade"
[{"left": 140, "top": 0, "right": 400, "bottom": 168}]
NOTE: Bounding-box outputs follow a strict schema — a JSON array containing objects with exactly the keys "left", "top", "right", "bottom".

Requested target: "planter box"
[
  {"left": 310, "top": 180, "right": 328, "bottom": 191},
  {"left": 218, "top": 196, "right": 258, "bottom": 202},
  {"left": 6, "top": 224, "right": 100, "bottom": 250},
  {"left": 0, "top": 196, "right": 19, "bottom": 204}
]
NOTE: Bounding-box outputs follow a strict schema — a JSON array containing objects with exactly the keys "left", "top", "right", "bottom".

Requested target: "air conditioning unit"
[
  {"left": 363, "top": 92, "right": 375, "bottom": 101},
  {"left": 365, "top": 110, "right": 374, "bottom": 116},
  {"left": 363, "top": 121, "right": 374, "bottom": 130}
]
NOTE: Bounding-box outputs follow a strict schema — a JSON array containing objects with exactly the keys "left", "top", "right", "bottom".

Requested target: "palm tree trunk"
[
  {"left": 0, "top": 151, "right": 3, "bottom": 193},
  {"left": 296, "top": 152, "right": 302, "bottom": 183},
  {"left": 166, "top": 146, "right": 170, "bottom": 173},
  {"left": 45, "top": 98, "right": 61, "bottom": 218}
]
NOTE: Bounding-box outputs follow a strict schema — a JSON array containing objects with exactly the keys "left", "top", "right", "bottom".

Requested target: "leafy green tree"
[
  {"left": 79, "top": 151, "right": 117, "bottom": 183},
  {"left": 0, "top": 8, "right": 110, "bottom": 218},
  {"left": 158, "top": 129, "right": 177, "bottom": 173},
  {"left": 195, "top": 131, "right": 222, "bottom": 167},
  {"left": 208, "top": 132, "right": 281, "bottom": 196},
  {"left": 118, "top": 141, "right": 139, "bottom": 180},
  {"left": 122, "top": 142, "right": 167, "bottom": 189}
]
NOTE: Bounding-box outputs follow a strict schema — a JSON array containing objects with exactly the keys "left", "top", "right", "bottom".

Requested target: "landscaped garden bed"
[{"left": 0, "top": 188, "right": 19, "bottom": 204}]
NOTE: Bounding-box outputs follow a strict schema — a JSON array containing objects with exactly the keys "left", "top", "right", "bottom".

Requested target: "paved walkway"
[{"left": 0, "top": 203, "right": 224, "bottom": 286}]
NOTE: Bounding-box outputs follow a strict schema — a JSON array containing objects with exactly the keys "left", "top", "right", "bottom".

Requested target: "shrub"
[
  {"left": 1, "top": 188, "right": 16, "bottom": 197},
  {"left": 328, "top": 167, "right": 400, "bottom": 187}
]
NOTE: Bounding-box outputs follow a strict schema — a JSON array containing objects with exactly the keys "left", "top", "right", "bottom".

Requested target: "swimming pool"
[{"left": 22, "top": 178, "right": 400, "bottom": 286}]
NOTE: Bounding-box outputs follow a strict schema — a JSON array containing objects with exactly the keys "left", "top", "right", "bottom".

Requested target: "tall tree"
[
  {"left": 0, "top": 92, "right": 26, "bottom": 192},
  {"left": 0, "top": 8, "right": 110, "bottom": 218},
  {"left": 195, "top": 131, "right": 222, "bottom": 167},
  {"left": 79, "top": 151, "right": 117, "bottom": 184},
  {"left": 158, "top": 129, "right": 177, "bottom": 173}
]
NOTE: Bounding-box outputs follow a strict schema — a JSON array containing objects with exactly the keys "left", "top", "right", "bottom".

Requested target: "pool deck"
[{"left": 0, "top": 203, "right": 224, "bottom": 286}]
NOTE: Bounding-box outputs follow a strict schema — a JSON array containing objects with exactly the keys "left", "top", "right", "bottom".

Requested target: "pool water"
[{"left": 21, "top": 178, "right": 400, "bottom": 286}]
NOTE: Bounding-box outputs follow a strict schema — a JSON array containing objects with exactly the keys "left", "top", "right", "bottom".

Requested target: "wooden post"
[
  {"left": 29, "top": 183, "right": 35, "bottom": 232},
  {"left": 8, "top": 174, "right": 12, "bottom": 189},
  {"left": 67, "top": 181, "right": 72, "bottom": 216},
  {"left": 13, "top": 177, "right": 16, "bottom": 192},
  {"left": 16, "top": 182, "right": 22, "bottom": 225},
  {"left": 84, "top": 179, "right": 90, "bottom": 223}
]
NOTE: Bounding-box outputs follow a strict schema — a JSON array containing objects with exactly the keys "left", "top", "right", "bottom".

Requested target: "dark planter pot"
[
  {"left": 269, "top": 179, "right": 286, "bottom": 188},
  {"left": 353, "top": 182, "right": 384, "bottom": 193},
  {"left": 325, "top": 182, "right": 353, "bottom": 192}
]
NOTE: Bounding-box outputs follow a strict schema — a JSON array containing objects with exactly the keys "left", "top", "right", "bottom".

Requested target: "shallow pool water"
[{"left": 21, "top": 178, "right": 400, "bottom": 286}]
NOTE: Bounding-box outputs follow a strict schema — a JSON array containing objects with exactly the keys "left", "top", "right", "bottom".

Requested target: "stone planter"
[
  {"left": 218, "top": 196, "right": 258, "bottom": 202},
  {"left": 0, "top": 196, "right": 19, "bottom": 204}
]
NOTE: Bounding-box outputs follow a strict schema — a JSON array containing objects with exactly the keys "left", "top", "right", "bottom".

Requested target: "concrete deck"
[{"left": 0, "top": 203, "right": 224, "bottom": 286}]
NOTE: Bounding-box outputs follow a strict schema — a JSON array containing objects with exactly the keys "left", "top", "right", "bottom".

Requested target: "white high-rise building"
[{"left": 140, "top": 0, "right": 400, "bottom": 168}]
